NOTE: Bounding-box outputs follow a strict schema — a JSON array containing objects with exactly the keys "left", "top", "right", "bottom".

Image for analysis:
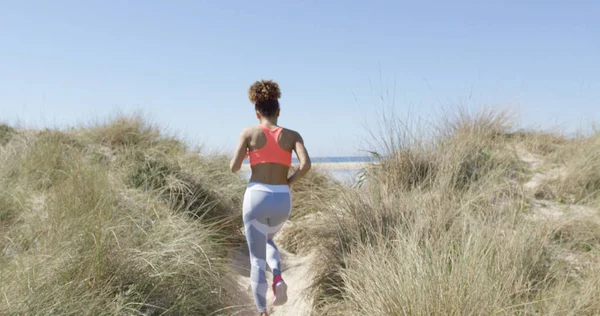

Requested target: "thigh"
[
  {"left": 266, "top": 192, "right": 292, "bottom": 238},
  {"left": 245, "top": 219, "right": 268, "bottom": 262},
  {"left": 243, "top": 189, "right": 271, "bottom": 226},
  {"left": 243, "top": 189, "right": 273, "bottom": 258}
]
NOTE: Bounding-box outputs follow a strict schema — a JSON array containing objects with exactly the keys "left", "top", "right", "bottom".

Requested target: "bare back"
[{"left": 247, "top": 125, "right": 297, "bottom": 185}]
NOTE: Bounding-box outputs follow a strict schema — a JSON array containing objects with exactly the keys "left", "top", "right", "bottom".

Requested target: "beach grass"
[
  {"left": 278, "top": 108, "right": 600, "bottom": 315},
  {"left": 0, "top": 115, "right": 248, "bottom": 315},
  {"left": 3, "top": 109, "right": 600, "bottom": 315}
]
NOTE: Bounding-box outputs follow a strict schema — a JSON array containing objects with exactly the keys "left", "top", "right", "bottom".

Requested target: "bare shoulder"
[
  {"left": 283, "top": 127, "right": 303, "bottom": 141},
  {"left": 241, "top": 125, "right": 259, "bottom": 135},
  {"left": 246, "top": 125, "right": 262, "bottom": 131}
]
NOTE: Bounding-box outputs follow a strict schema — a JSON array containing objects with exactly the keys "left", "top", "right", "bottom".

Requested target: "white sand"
[{"left": 230, "top": 245, "right": 314, "bottom": 316}]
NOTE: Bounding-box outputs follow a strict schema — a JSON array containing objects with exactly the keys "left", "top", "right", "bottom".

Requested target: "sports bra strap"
[
  {"left": 249, "top": 125, "right": 292, "bottom": 167},
  {"left": 261, "top": 125, "right": 282, "bottom": 142}
]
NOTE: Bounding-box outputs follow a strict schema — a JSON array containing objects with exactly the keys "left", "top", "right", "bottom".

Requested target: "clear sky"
[{"left": 1, "top": 1, "right": 598, "bottom": 156}]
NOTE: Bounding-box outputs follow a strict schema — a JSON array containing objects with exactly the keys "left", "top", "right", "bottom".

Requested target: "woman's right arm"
[
  {"left": 229, "top": 127, "right": 249, "bottom": 173},
  {"left": 287, "top": 132, "right": 311, "bottom": 186}
]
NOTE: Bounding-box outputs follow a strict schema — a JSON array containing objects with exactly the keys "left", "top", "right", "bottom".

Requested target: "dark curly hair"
[{"left": 248, "top": 80, "right": 281, "bottom": 117}]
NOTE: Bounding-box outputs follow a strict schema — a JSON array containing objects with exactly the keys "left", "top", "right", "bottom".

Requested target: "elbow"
[
  {"left": 229, "top": 161, "right": 239, "bottom": 173},
  {"left": 301, "top": 161, "right": 312, "bottom": 172}
]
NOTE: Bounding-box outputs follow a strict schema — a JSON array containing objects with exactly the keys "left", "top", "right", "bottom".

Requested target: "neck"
[{"left": 260, "top": 117, "right": 278, "bottom": 126}]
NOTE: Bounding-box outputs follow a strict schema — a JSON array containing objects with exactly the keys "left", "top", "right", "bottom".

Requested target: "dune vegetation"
[
  {"left": 0, "top": 117, "right": 249, "bottom": 315},
  {"left": 279, "top": 109, "right": 600, "bottom": 315},
  {"left": 2, "top": 108, "right": 599, "bottom": 315}
]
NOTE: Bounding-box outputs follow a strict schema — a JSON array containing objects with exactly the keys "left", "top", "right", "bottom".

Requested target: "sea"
[{"left": 240, "top": 156, "right": 376, "bottom": 185}]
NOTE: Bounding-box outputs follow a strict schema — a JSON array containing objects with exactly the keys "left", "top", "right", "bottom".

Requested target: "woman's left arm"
[{"left": 229, "top": 128, "right": 249, "bottom": 173}]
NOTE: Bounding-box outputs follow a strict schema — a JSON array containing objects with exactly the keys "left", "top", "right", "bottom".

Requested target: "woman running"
[{"left": 230, "top": 79, "right": 311, "bottom": 316}]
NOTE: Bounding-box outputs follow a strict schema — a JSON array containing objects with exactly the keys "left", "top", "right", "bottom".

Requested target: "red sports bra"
[{"left": 248, "top": 125, "right": 292, "bottom": 167}]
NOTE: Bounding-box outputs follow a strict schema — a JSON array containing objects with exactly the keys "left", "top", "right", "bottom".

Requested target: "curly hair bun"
[{"left": 248, "top": 80, "right": 281, "bottom": 104}]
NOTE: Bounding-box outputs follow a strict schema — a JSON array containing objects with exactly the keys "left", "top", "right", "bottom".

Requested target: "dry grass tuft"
[
  {"left": 0, "top": 123, "right": 15, "bottom": 146},
  {"left": 276, "top": 167, "right": 344, "bottom": 254},
  {"left": 289, "top": 167, "right": 342, "bottom": 220},
  {"left": 294, "top": 107, "right": 600, "bottom": 315},
  {"left": 0, "top": 117, "right": 248, "bottom": 315},
  {"left": 552, "top": 211, "right": 600, "bottom": 252},
  {"left": 508, "top": 129, "right": 568, "bottom": 156},
  {"left": 85, "top": 114, "right": 164, "bottom": 149},
  {"left": 537, "top": 132, "right": 600, "bottom": 205}
]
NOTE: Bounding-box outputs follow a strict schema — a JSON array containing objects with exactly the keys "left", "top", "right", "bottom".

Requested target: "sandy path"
[
  {"left": 517, "top": 146, "right": 567, "bottom": 191},
  {"left": 230, "top": 245, "right": 314, "bottom": 316},
  {"left": 516, "top": 147, "right": 600, "bottom": 276}
]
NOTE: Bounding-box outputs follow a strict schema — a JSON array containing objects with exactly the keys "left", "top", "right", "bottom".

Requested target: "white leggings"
[{"left": 242, "top": 182, "right": 292, "bottom": 313}]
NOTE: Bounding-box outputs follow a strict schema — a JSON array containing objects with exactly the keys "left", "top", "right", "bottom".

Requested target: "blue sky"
[{"left": 1, "top": 1, "right": 598, "bottom": 156}]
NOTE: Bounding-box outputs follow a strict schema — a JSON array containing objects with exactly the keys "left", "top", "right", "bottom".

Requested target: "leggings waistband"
[{"left": 246, "top": 182, "right": 290, "bottom": 193}]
